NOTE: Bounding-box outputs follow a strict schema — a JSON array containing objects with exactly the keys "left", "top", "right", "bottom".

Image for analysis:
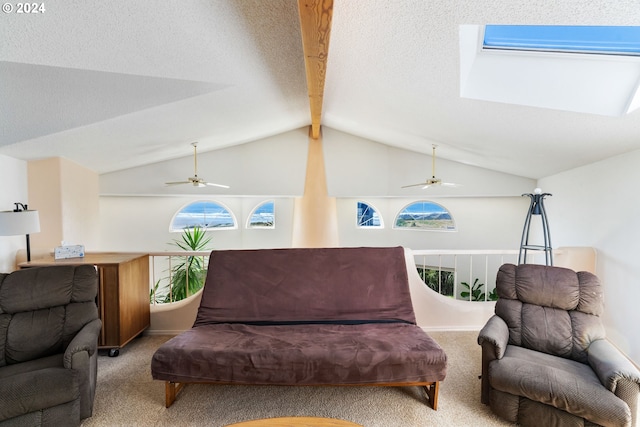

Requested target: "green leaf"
[{"left": 460, "top": 278, "right": 486, "bottom": 301}]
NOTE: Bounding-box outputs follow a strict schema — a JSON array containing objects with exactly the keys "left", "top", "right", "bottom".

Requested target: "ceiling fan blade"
[
  {"left": 205, "top": 182, "right": 230, "bottom": 189},
  {"left": 442, "top": 182, "right": 461, "bottom": 187},
  {"left": 401, "top": 183, "right": 429, "bottom": 188},
  {"left": 165, "top": 181, "right": 190, "bottom": 186}
]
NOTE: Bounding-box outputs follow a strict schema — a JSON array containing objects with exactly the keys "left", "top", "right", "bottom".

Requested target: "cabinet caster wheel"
[{"left": 108, "top": 348, "right": 120, "bottom": 357}]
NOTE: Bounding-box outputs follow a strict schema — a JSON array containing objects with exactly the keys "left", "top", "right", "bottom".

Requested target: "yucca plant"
[
  {"left": 149, "top": 279, "right": 165, "bottom": 304},
  {"left": 151, "top": 226, "right": 212, "bottom": 304}
]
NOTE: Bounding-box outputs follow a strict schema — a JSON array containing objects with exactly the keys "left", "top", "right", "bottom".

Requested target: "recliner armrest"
[
  {"left": 478, "top": 315, "right": 509, "bottom": 360},
  {"left": 588, "top": 339, "right": 640, "bottom": 427},
  {"left": 588, "top": 339, "right": 640, "bottom": 392},
  {"left": 477, "top": 315, "right": 510, "bottom": 405},
  {"left": 64, "top": 319, "right": 102, "bottom": 369}
]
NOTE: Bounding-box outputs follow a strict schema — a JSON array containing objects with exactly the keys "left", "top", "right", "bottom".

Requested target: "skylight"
[
  {"left": 483, "top": 25, "right": 640, "bottom": 56},
  {"left": 459, "top": 25, "right": 640, "bottom": 116}
]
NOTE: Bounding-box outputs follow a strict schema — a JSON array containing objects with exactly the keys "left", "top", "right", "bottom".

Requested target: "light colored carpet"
[{"left": 81, "top": 331, "right": 514, "bottom": 427}]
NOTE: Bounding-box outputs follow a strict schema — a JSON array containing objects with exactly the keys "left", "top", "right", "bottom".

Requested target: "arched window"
[
  {"left": 357, "top": 201, "right": 383, "bottom": 228},
  {"left": 170, "top": 200, "right": 236, "bottom": 232},
  {"left": 394, "top": 201, "right": 456, "bottom": 231},
  {"left": 247, "top": 200, "right": 275, "bottom": 229}
]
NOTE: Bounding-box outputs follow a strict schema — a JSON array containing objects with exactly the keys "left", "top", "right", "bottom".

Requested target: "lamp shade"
[{"left": 0, "top": 210, "right": 40, "bottom": 236}]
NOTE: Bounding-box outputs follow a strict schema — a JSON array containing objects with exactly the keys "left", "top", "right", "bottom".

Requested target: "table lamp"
[{"left": 0, "top": 203, "right": 41, "bottom": 262}]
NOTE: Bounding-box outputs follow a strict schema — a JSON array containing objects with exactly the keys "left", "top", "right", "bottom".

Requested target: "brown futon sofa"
[{"left": 151, "top": 246, "right": 447, "bottom": 410}]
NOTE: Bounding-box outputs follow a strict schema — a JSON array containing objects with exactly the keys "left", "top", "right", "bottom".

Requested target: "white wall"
[
  {"left": 0, "top": 154, "right": 29, "bottom": 272},
  {"left": 98, "top": 126, "right": 535, "bottom": 253},
  {"left": 337, "top": 197, "right": 529, "bottom": 249},
  {"left": 98, "top": 128, "right": 536, "bottom": 252},
  {"left": 100, "top": 194, "right": 530, "bottom": 253},
  {"left": 99, "top": 196, "right": 295, "bottom": 251},
  {"left": 539, "top": 148, "right": 640, "bottom": 365},
  {"left": 101, "top": 126, "right": 537, "bottom": 199},
  {"left": 100, "top": 129, "right": 308, "bottom": 197},
  {"left": 28, "top": 157, "right": 100, "bottom": 251},
  {"left": 323, "top": 127, "right": 535, "bottom": 198}
]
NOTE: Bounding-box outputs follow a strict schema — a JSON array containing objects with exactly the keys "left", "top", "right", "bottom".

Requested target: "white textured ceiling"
[{"left": 1, "top": 0, "right": 640, "bottom": 179}]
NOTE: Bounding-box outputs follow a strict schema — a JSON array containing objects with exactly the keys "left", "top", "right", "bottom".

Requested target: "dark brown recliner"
[
  {"left": 0, "top": 265, "right": 102, "bottom": 427},
  {"left": 478, "top": 263, "right": 640, "bottom": 427}
]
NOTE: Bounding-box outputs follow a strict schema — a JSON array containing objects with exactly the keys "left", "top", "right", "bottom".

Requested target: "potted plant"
[{"left": 150, "top": 226, "right": 211, "bottom": 303}]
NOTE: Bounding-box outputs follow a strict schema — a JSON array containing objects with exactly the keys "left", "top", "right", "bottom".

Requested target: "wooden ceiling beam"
[{"left": 297, "top": 0, "right": 333, "bottom": 139}]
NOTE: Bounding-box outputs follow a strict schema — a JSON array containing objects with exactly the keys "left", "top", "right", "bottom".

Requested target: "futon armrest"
[
  {"left": 64, "top": 318, "right": 102, "bottom": 369},
  {"left": 477, "top": 315, "right": 509, "bottom": 360},
  {"left": 588, "top": 339, "right": 640, "bottom": 393}
]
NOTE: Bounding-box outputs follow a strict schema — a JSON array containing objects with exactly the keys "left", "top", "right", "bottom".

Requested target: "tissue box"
[{"left": 54, "top": 245, "right": 85, "bottom": 260}]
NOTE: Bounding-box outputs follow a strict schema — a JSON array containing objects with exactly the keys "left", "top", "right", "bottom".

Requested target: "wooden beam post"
[
  {"left": 297, "top": 0, "right": 333, "bottom": 139},
  {"left": 291, "top": 128, "right": 339, "bottom": 248}
]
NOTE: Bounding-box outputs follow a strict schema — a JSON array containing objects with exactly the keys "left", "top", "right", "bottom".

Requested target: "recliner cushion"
[
  {"left": 489, "top": 345, "right": 631, "bottom": 427},
  {"left": 0, "top": 367, "right": 80, "bottom": 422},
  {"left": 0, "top": 354, "right": 63, "bottom": 380},
  {"left": 6, "top": 307, "right": 65, "bottom": 364},
  {"left": 495, "top": 264, "right": 606, "bottom": 362},
  {"left": 0, "top": 266, "right": 99, "bottom": 367}
]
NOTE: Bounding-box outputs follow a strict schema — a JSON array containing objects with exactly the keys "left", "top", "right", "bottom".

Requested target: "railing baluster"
[
  {"left": 185, "top": 254, "right": 190, "bottom": 299},
  {"left": 484, "top": 255, "right": 489, "bottom": 301},
  {"left": 168, "top": 256, "right": 173, "bottom": 302},
  {"left": 151, "top": 255, "right": 156, "bottom": 305},
  {"left": 469, "top": 256, "right": 473, "bottom": 301},
  {"left": 453, "top": 255, "right": 458, "bottom": 301},
  {"left": 438, "top": 255, "right": 442, "bottom": 295}
]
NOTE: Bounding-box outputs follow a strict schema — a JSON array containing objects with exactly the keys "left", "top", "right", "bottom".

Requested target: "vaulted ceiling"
[{"left": 1, "top": 1, "right": 640, "bottom": 180}]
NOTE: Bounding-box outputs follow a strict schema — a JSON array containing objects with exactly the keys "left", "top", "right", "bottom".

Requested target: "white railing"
[
  {"left": 147, "top": 249, "right": 556, "bottom": 305},
  {"left": 412, "top": 249, "right": 556, "bottom": 302}
]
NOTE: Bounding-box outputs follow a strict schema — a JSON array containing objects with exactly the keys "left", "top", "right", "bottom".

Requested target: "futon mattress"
[{"left": 151, "top": 322, "right": 447, "bottom": 385}]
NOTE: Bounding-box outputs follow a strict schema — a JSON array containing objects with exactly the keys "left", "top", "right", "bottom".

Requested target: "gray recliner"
[
  {"left": 0, "top": 265, "right": 102, "bottom": 426},
  {"left": 478, "top": 263, "right": 640, "bottom": 427}
]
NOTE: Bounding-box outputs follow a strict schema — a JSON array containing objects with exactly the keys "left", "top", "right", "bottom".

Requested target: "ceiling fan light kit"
[{"left": 165, "top": 142, "right": 229, "bottom": 189}]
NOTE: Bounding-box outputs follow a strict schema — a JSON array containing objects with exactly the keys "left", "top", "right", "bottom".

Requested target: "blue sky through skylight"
[{"left": 483, "top": 25, "right": 640, "bottom": 55}]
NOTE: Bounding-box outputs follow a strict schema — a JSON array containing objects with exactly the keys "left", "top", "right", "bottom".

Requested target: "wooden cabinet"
[{"left": 20, "top": 253, "right": 150, "bottom": 356}]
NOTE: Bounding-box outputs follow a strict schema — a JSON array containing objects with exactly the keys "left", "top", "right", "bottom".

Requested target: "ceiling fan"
[
  {"left": 402, "top": 144, "right": 459, "bottom": 189},
  {"left": 165, "top": 142, "right": 229, "bottom": 189}
]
